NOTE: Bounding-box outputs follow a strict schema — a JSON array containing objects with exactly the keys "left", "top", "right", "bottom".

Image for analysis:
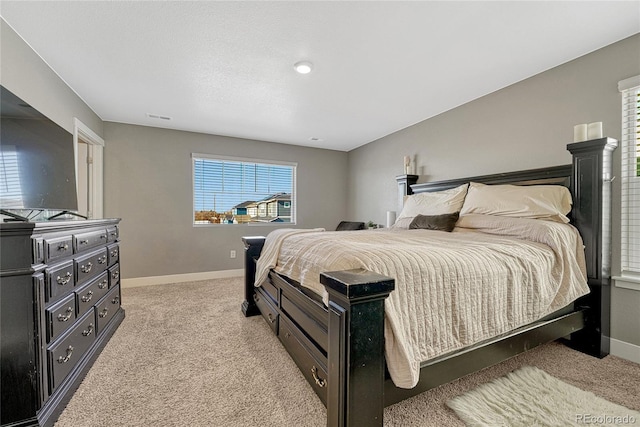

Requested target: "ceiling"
[{"left": 1, "top": 1, "right": 639, "bottom": 152}]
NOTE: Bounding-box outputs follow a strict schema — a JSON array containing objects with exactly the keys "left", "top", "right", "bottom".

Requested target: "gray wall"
[
  {"left": 103, "top": 122, "right": 348, "bottom": 279},
  {"left": 347, "top": 34, "right": 640, "bottom": 346},
  {"left": 0, "top": 19, "right": 103, "bottom": 136}
]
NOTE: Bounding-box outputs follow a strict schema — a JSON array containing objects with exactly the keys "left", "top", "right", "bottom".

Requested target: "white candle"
[
  {"left": 404, "top": 156, "right": 411, "bottom": 174},
  {"left": 573, "top": 124, "right": 588, "bottom": 142},
  {"left": 386, "top": 211, "right": 397, "bottom": 228},
  {"left": 587, "top": 122, "right": 603, "bottom": 139}
]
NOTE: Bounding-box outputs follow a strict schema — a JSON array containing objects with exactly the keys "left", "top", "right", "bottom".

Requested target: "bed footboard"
[
  {"left": 321, "top": 269, "right": 395, "bottom": 427},
  {"left": 242, "top": 235, "right": 395, "bottom": 427},
  {"left": 241, "top": 236, "right": 265, "bottom": 317}
]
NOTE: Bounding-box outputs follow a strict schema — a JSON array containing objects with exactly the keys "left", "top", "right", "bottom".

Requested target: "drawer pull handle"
[
  {"left": 57, "top": 307, "right": 73, "bottom": 322},
  {"left": 311, "top": 366, "right": 326, "bottom": 388},
  {"left": 79, "top": 239, "right": 89, "bottom": 245},
  {"left": 98, "top": 255, "right": 107, "bottom": 264},
  {"left": 99, "top": 308, "right": 109, "bottom": 318},
  {"left": 112, "top": 295, "right": 120, "bottom": 305},
  {"left": 58, "top": 243, "right": 69, "bottom": 251},
  {"left": 82, "top": 323, "right": 94, "bottom": 337},
  {"left": 112, "top": 271, "right": 120, "bottom": 280},
  {"left": 81, "top": 262, "right": 93, "bottom": 273},
  {"left": 110, "top": 232, "right": 117, "bottom": 238},
  {"left": 284, "top": 332, "right": 291, "bottom": 339},
  {"left": 81, "top": 291, "right": 94, "bottom": 303},
  {"left": 58, "top": 346, "right": 74, "bottom": 364},
  {"left": 110, "top": 249, "right": 118, "bottom": 257},
  {"left": 56, "top": 272, "right": 72, "bottom": 285},
  {"left": 267, "top": 313, "right": 276, "bottom": 324},
  {"left": 98, "top": 280, "right": 108, "bottom": 289},
  {"left": 100, "top": 234, "right": 107, "bottom": 240}
]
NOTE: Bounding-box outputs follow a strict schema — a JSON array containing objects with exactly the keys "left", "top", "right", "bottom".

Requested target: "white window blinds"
[
  {"left": 619, "top": 75, "right": 640, "bottom": 276},
  {"left": 0, "top": 146, "right": 23, "bottom": 208},
  {"left": 192, "top": 154, "right": 295, "bottom": 225}
]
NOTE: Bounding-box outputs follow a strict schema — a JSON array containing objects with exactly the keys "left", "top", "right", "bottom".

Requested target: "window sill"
[
  {"left": 193, "top": 222, "right": 297, "bottom": 227},
  {"left": 613, "top": 275, "right": 640, "bottom": 292}
]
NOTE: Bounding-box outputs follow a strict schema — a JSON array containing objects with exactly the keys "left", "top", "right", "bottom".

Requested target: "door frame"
[{"left": 73, "top": 118, "right": 104, "bottom": 218}]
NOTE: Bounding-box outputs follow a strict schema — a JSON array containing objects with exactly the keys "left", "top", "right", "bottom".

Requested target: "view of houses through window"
[{"left": 193, "top": 154, "right": 295, "bottom": 225}]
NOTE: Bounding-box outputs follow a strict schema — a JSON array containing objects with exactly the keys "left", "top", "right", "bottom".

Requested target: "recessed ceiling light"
[
  {"left": 294, "top": 61, "right": 313, "bottom": 74},
  {"left": 309, "top": 137, "right": 323, "bottom": 142}
]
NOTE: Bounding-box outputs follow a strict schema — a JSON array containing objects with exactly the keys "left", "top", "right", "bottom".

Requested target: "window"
[
  {"left": 192, "top": 154, "right": 296, "bottom": 225},
  {"left": 618, "top": 75, "right": 640, "bottom": 283},
  {"left": 0, "top": 145, "right": 24, "bottom": 208}
]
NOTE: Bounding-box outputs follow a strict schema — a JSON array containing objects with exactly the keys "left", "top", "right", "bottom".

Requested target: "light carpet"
[
  {"left": 447, "top": 366, "right": 640, "bottom": 426},
  {"left": 54, "top": 277, "right": 640, "bottom": 426}
]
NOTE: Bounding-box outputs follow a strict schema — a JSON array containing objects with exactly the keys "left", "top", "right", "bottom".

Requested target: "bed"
[{"left": 241, "top": 138, "right": 617, "bottom": 427}]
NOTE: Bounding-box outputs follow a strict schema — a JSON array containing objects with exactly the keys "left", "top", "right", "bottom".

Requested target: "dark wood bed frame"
[{"left": 241, "top": 138, "right": 617, "bottom": 427}]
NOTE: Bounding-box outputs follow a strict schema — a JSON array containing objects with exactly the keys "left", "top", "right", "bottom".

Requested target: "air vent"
[{"left": 146, "top": 113, "right": 172, "bottom": 121}]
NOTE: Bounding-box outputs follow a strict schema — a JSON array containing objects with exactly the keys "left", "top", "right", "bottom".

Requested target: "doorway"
[
  {"left": 73, "top": 118, "right": 104, "bottom": 219},
  {"left": 76, "top": 139, "right": 90, "bottom": 217}
]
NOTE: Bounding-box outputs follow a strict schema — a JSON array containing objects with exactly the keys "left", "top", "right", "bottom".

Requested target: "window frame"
[
  {"left": 614, "top": 75, "right": 640, "bottom": 290},
  {"left": 191, "top": 153, "right": 297, "bottom": 227}
]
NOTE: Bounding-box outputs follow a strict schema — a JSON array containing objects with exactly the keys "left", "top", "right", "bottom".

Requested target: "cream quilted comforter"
[{"left": 255, "top": 214, "right": 589, "bottom": 389}]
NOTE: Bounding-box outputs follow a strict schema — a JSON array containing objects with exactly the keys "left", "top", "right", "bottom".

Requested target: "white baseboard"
[
  {"left": 610, "top": 338, "right": 640, "bottom": 364},
  {"left": 121, "top": 269, "right": 244, "bottom": 288}
]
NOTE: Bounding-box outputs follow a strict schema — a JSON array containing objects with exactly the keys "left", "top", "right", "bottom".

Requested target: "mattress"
[{"left": 255, "top": 214, "right": 589, "bottom": 388}]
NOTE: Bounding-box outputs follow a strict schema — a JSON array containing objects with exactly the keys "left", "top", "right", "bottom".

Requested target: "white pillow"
[
  {"left": 395, "top": 183, "right": 468, "bottom": 226},
  {"left": 459, "top": 182, "right": 572, "bottom": 223}
]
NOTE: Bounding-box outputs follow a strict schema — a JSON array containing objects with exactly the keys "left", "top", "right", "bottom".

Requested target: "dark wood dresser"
[{"left": 0, "top": 218, "right": 125, "bottom": 427}]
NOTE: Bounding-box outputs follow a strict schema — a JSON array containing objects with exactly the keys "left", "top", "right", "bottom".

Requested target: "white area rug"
[{"left": 447, "top": 366, "right": 640, "bottom": 426}]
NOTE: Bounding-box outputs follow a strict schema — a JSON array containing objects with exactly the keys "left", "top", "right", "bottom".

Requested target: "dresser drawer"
[
  {"left": 44, "top": 235, "right": 73, "bottom": 263},
  {"left": 73, "top": 229, "right": 108, "bottom": 253},
  {"left": 254, "top": 288, "right": 278, "bottom": 334},
  {"left": 95, "top": 285, "right": 121, "bottom": 334},
  {"left": 279, "top": 316, "right": 328, "bottom": 404},
  {"left": 107, "top": 243, "right": 119, "bottom": 267},
  {"left": 109, "top": 263, "right": 120, "bottom": 288},
  {"left": 106, "top": 226, "right": 119, "bottom": 243},
  {"left": 74, "top": 248, "right": 108, "bottom": 286},
  {"left": 46, "top": 260, "right": 75, "bottom": 302},
  {"left": 48, "top": 310, "right": 96, "bottom": 393},
  {"left": 47, "top": 293, "right": 76, "bottom": 343},
  {"left": 75, "top": 272, "right": 109, "bottom": 317}
]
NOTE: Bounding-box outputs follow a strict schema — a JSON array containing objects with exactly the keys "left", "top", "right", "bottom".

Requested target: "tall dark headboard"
[
  {"left": 396, "top": 138, "right": 618, "bottom": 357},
  {"left": 410, "top": 164, "right": 572, "bottom": 192}
]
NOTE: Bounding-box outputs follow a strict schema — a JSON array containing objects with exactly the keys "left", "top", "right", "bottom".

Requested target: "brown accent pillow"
[{"left": 409, "top": 212, "right": 460, "bottom": 232}]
